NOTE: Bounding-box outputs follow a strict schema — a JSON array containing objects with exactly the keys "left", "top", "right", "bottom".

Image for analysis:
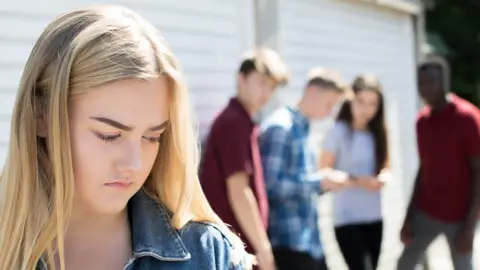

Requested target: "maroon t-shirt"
[
  {"left": 416, "top": 94, "right": 480, "bottom": 222},
  {"left": 200, "top": 98, "right": 268, "bottom": 253}
]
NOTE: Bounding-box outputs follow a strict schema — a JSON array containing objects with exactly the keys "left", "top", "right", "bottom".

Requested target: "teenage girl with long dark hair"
[{"left": 320, "top": 74, "right": 391, "bottom": 270}]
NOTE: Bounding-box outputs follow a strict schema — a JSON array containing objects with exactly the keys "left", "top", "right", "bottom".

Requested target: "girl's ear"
[{"left": 34, "top": 97, "right": 47, "bottom": 138}]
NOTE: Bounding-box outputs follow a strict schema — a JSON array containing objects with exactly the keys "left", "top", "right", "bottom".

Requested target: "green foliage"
[{"left": 425, "top": 0, "right": 480, "bottom": 106}]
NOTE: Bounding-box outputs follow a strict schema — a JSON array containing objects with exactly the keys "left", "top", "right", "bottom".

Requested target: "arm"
[
  {"left": 405, "top": 166, "right": 422, "bottom": 221},
  {"left": 358, "top": 168, "right": 391, "bottom": 189},
  {"left": 319, "top": 122, "right": 343, "bottom": 170},
  {"left": 260, "top": 125, "right": 322, "bottom": 200},
  {"left": 320, "top": 151, "right": 354, "bottom": 188},
  {"left": 322, "top": 149, "right": 383, "bottom": 190},
  {"left": 320, "top": 122, "right": 358, "bottom": 188},
  {"left": 319, "top": 151, "right": 336, "bottom": 169},
  {"left": 461, "top": 113, "right": 480, "bottom": 232},
  {"left": 215, "top": 121, "right": 273, "bottom": 260},
  {"left": 226, "top": 172, "right": 272, "bottom": 255},
  {"left": 405, "top": 117, "right": 425, "bottom": 221},
  {"left": 464, "top": 156, "right": 480, "bottom": 232}
]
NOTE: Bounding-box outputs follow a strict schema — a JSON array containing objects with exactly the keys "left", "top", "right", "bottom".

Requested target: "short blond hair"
[
  {"left": 305, "top": 67, "right": 347, "bottom": 93},
  {"left": 239, "top": 47, "right": 289, "bottom": 86}
]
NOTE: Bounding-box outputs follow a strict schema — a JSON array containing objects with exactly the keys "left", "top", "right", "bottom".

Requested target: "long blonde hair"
[{"left": 0, "top": 5, "right": 246, "bottom": 269}]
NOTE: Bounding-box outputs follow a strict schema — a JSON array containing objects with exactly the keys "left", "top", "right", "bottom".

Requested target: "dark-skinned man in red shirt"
[{"left": 397, "top": 57, "right": 480, "bottom": 270}]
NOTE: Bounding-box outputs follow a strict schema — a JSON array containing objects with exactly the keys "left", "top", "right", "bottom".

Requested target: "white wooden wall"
[{"left": 0, "top": 0, "right": 254, "bottom": 165}]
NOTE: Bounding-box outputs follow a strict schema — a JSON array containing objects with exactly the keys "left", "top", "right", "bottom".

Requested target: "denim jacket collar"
[
  {"left": 37, "top": 190, "right": 190, "bottom": 269},
  {"left": 128, "top": 190, "right": 191, "bottom": 261}
]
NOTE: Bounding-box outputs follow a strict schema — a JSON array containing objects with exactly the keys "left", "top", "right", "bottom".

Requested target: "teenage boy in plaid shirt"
[{"left": 259, "top": 68, "right": 349, "bottom": 270}]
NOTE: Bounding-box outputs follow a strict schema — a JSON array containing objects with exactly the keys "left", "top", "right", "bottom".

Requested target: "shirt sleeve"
[
  {"left": 461, "top": 111, "right": 480, "bottom": 157},
  {"left": 259, "top": 125, "right": 322, "bottom": 200},
  {"left": 322, "top": 121, "right": 347, "bottom": 153},
  {"left": 215, "top": 119, "right": 253, "bottom": 179}
]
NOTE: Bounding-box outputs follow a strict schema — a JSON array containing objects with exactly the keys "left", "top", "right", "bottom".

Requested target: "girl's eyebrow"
[
  {"left": 150, "top": 121, "right": 169, "bottom": 131},
  {"left": 90, "top": 117, "right": 169, "bottom": 131}
]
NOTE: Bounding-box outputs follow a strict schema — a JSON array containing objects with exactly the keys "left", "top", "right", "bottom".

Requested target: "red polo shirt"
[
  {"left": 416, "top": 94, "right": 480, "bottom": 222},
  {"left": 200, "top": 98, "right": 268, "bottom": 254}
]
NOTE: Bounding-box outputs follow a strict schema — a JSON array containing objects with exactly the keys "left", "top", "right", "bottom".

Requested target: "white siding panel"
[
  {"left": 0, "top": 144, "right": 7, "bottom": 167},
  {"left": 0, "top": 121, "right": 10, "bottom": 144},
  {"left": 0, "top": 68, "right": 23, "bottom": 91},
  {"left": 0, "top": 42, "right": 33, "bottom": 65},
  {"left": 0, "top": 0, "right": 250, "bottom": 162},
  {"left": 0, "top": 92, "right": 16, "bottom": 117},
  {"left": 0, "top": 0, "right": 236, "bottom": 18},
  {"left": 0, "top": 14, "right": 50, "bottom": 41},
  {"left": 0, "top": 11, "right": 237, "bottom": 48}
]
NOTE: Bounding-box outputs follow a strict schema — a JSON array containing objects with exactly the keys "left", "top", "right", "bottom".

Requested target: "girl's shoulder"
[
  {"left": 128, "top": 191, "right": 252, "bottom": 269},
  {"left": 180, "top": 220, "right": 253, "bottom": 270},
  {"left": 327, "top": 120, "right": 350, "bottom": 138}
]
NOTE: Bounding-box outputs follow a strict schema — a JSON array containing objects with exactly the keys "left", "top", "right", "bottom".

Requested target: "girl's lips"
[{"left": 105, "top": 180, "right": 132, "bottom": 188}]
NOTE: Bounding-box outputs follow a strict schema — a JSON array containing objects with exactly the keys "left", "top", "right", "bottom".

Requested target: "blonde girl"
[{"left": 0, "top": 5, "right": 249, "bottom": 270}]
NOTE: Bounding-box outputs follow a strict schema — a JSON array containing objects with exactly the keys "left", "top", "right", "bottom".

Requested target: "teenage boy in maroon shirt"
[
  {"left": 200, "top": 48, "right": 289, "bottom": 270},
  {"left": 397, "top": 58, "right": 480, "bottom": 270}
]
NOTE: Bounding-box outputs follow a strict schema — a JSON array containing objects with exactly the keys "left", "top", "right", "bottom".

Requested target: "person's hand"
[
  {"left": 321, "top": 179, "right": 345, "bottom": 192},
  {"left": 255, "top": 246, "right": 276, "bottom": 270},
  {"left": 356, "top": 176, "right": 383, "bottom": 191},
  {"left": 320, "top": 168, "right": 351, "bottom": 192},
  {"left": 377, "top": 169, "right": 391, "bottom": 183},
  {"left": 454, "top": 226, "right": 474, "bottom": 254},
  {"left": 400, "top": 218, "right": 413, "bottom": 245}
]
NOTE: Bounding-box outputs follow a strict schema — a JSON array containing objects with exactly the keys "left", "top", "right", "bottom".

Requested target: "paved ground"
[
  {"left": 317, "top": 188, "right": 480, "bottom": 270},
  {"left": 426, "top": 225, "right": 480, "bottom": 270}
]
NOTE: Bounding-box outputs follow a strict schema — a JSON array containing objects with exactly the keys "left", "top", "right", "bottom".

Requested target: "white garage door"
[{"left": 0, "top": 0, "right": 253, "bottom": 165}]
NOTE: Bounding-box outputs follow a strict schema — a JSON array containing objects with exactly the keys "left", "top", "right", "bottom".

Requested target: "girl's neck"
[
  {"left": 58, "top": 205, "right": 132, "bottom": 269},
  {"left": 66, "top": 206, "right": 130, "bottom": 240},
  {"left": 352, "top": 120, "right": 367, "bottom": 130}
]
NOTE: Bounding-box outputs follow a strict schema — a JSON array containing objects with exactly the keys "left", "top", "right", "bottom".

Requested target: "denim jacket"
[{"left": 37, "top": 190, "right": 249, "bottom": 270}]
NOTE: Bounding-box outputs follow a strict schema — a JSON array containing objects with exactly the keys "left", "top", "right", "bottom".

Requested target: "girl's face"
[
  {"left": 351, "top": 90, "right": 380, "bottom": 127},
  {"left": 68, "top": 78, "right": 169, "bottom": 215}
]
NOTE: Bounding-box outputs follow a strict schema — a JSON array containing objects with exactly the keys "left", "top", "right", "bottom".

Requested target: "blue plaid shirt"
[{"left": 259, "top": 107, "right": 324, "bottom": 259}]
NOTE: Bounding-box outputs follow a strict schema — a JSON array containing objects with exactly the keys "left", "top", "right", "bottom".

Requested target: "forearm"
[
  {"left": 319, "top": 167, "right": 361, "bottom": 189},
  {"left": 406, "top": 167, "right": 422, "bottom": 220},
  {"left": 463, "top": 173, "right": 480, "bottom": 231},
  {"left": 266, "top": 173, "right": 322, "bottom": 199},
  {"left": 228, "top": 187, "right": 271, "bottom": 253},
  {"left": 320, "top": 166, "right": 349, "bottom": 177}
]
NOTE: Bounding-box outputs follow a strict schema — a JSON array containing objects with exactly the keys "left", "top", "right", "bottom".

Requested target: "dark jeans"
[
  {"left": 273, "top": 247, "right": 328, "bottom": 270},
  {"left": 334, "top": 221, "right": 383, "bottom": 270}
]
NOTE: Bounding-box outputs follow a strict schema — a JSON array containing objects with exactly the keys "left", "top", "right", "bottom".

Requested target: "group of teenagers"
[
  {"left": 0, "top": 4, "right": 478, "bottom": 270},
  {"left": 200, "top": 43, "right": 480, "bottom": 269}
]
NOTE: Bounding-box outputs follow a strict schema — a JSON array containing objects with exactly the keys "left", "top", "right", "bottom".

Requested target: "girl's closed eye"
[
  {"left": 94, "top": 132, "right": 121, "bottom": 142},
  {"left": 143, "top": 136, "right": 162, "bottom": 144},
  {"left": 94, "top": 132, "right": 162, "bottom": 144}
]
